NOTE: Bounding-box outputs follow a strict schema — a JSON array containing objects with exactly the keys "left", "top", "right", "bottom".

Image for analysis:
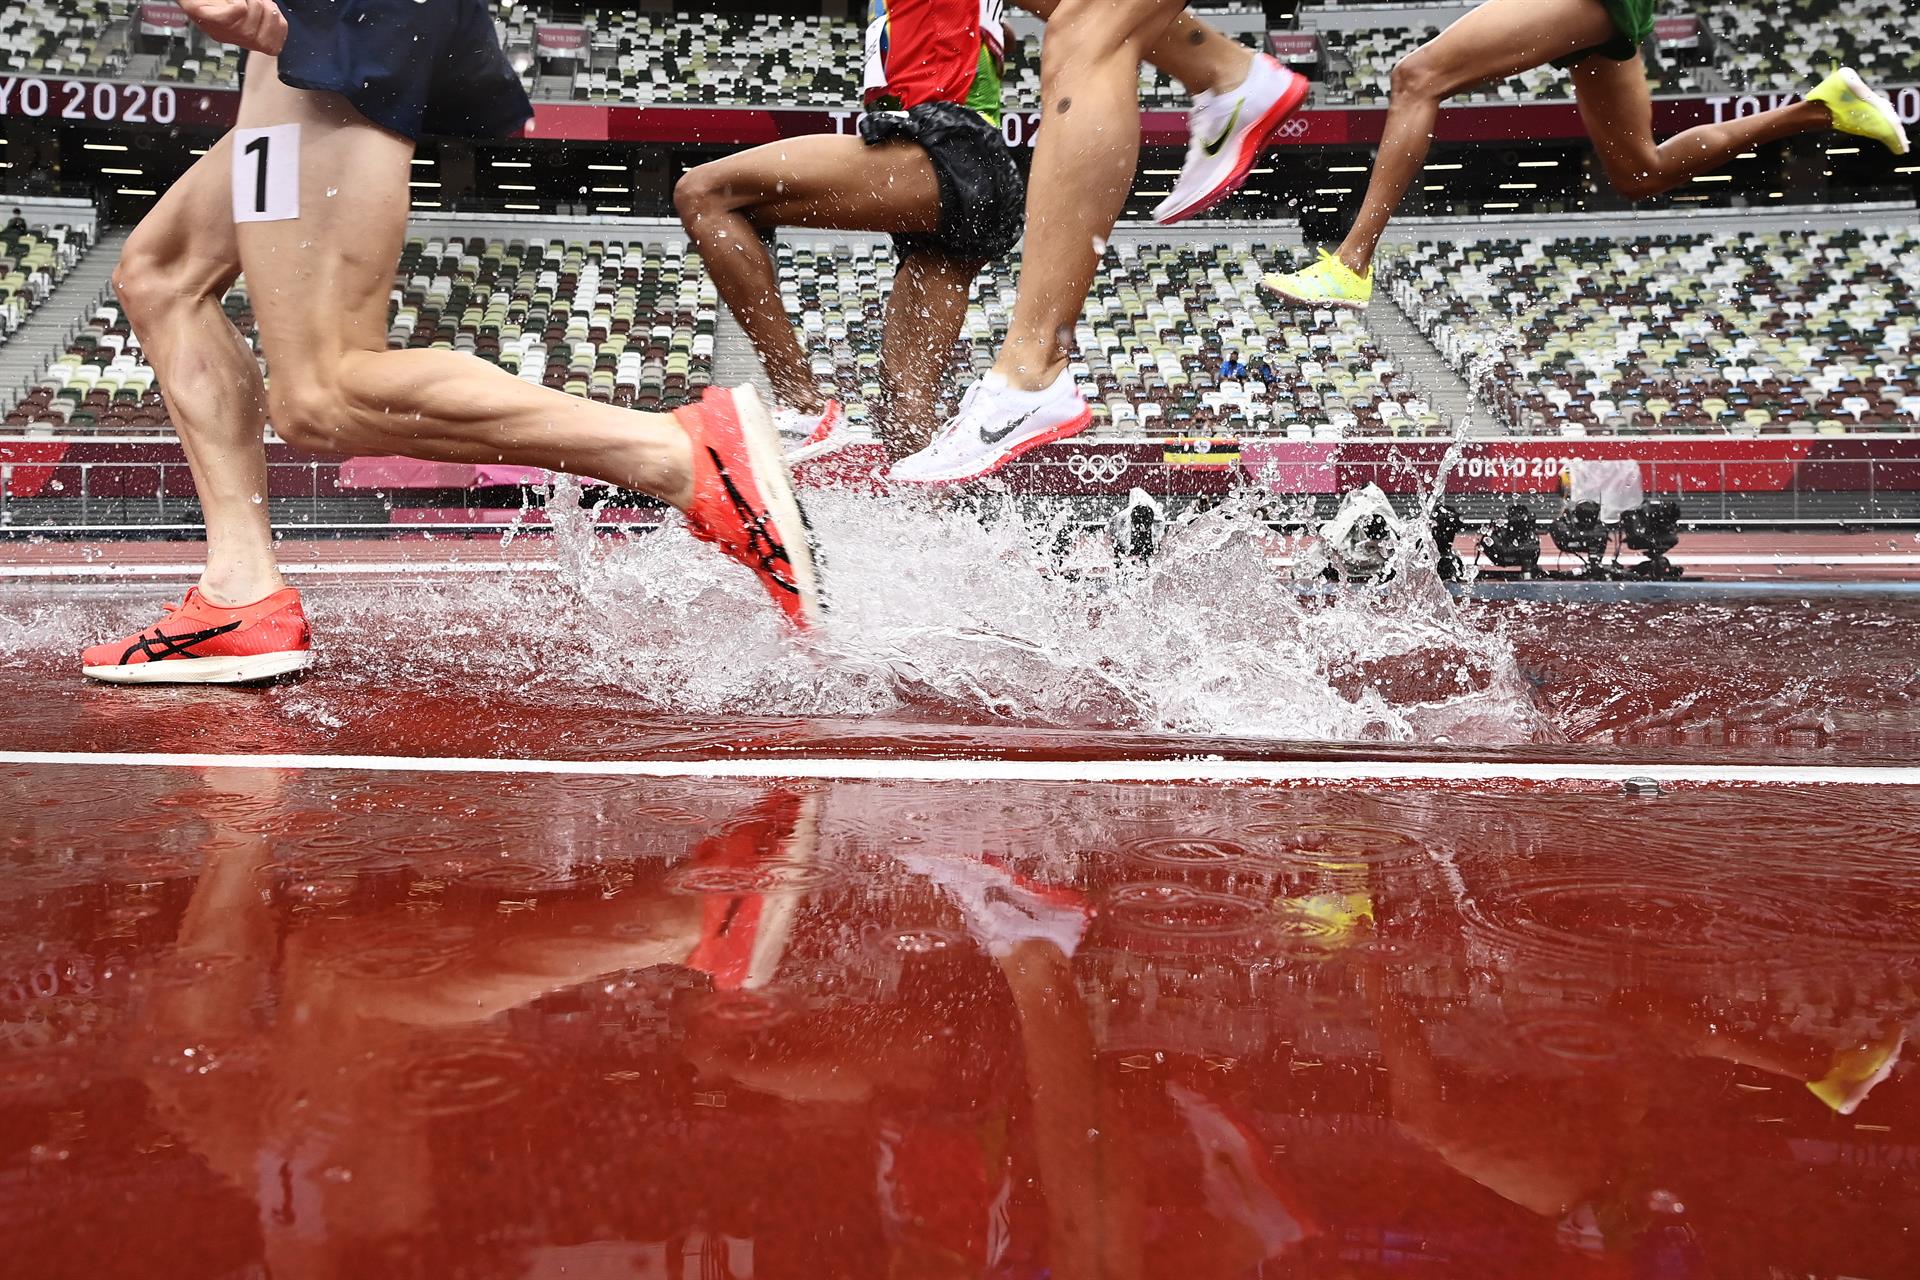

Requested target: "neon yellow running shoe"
[
  {"left": 1806, "top": 67, "right": 1910, "bottom": 156},
  {"left": 1263, "top": 249, "right": 1373, "bottom": 310},
  {"left": 1806, "top": 1026, "right": 1905, "bottom": 1116}
]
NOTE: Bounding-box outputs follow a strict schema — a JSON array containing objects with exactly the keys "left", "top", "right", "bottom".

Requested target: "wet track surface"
[
  {"left": 4, "top": 554, "right": 1919, "bottom": 1276},
  {"left": 5, "top": 582, "right": 1920, "bottom": 764},
  {"left": 1, "top": 770, "right": 1916, "bottom": 1278}
]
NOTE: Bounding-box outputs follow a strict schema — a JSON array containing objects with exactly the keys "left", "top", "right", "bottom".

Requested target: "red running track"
[{"left": 0, "top": 764, "right": 1915, "bottom": 1278}]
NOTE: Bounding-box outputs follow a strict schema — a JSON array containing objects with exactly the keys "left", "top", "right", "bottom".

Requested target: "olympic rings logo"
[
  {"left": 1065, "top": 453, "right": 1129, "bottom": 483},
  {"left": 1277, "top": 117, "right": 1311, "bottom": 140}
]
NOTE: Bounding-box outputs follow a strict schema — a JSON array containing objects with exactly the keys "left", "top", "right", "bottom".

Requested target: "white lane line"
[
  {"left": 0, "top": 561, "right": 559, "bottom": 579},
  {"left": 5, "top": 555, "right": 1919, "bottom": 582},
  {"left": 2, "top": 750, "right": 1916, "bottom": 787}
]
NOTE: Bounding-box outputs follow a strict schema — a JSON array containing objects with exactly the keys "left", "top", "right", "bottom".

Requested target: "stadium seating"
[
  {"left": 2, "top": 235, "right": 715, "bottom": 434},
  {"left": 0, "top": 221, "right": 91, "bottom": 348},
  {"left": 1313, "top": 23, "right": 1708, "bottom": 106},
  {"left": 0, "top": 0, "right": 127, "bottom": 78},
  {"left": 8, "top": 1, "right": 1908, "bottom": 106},
  {"left": 778, "top": 238, "right": 1440, "bottom": 439},
  {"left": 1710, "top": 0, "right": 1920, "bottom": 95},
  {"left": 1389, "top": 225, "right": 1920, "bottom": 435}
]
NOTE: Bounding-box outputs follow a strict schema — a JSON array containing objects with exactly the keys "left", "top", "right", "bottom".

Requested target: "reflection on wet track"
[{"left": 3, "top": 768, "right": 1914, "bottom": 1277}]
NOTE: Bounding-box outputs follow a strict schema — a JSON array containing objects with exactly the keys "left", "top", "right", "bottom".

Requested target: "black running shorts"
[
  {"left": 275, "top": 0, "right": 534, "bottom": 141},
  {"left": 861, "top": 100, "right": 1025, "bottom": 264}
]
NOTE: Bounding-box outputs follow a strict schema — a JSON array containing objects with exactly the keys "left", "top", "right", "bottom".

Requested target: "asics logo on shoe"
[
  {"left": 120, "top": 620, "right": 242, "bottom": 665},
  {"left": 1201, "top": 100, "right": 1243, "bottom": 157},
  {"left": 980, "top": 405, "right": 1044, "bottom": 444},
  {"left": 707, "top": 445, "right": 801, "bottom": 598}
]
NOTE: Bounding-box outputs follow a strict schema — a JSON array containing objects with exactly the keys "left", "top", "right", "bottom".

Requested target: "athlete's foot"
[
  {"left": 81, "top": 586, "right": 313, "bottom": 684},
  {"left": 1806, "top": 1026, "right": 1905, "bottom": 1116},
  {"left": 893, "top": 851, "right": 1092, "bottom": 958},
  {"left": 1155, "top": 53, "right": 1311, "bottom": 225},
  {"left": 1263, "top": 248, "right": 1373, "bottom": 310},
  {"left": 774, "top": 398, "right": 853, "bottom": 465},
  {"left": 683, "top": 789, "right": 822, "bottom": 992},
  {"left": 677, "top": 384, "right": 826, "bottom": 630},
  {"left": 888, "top": 369, "right": 1091, "bottom": 485},
  {"left": 1806, "top": 67, "right": 1910, "bottom": 155}
]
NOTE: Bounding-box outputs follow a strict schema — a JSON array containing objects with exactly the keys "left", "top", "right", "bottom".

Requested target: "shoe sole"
[
  {"left": 1837, "top": 68, "right": 1910, "bottom": 155},
  {"left": 1261, "top": 273, "right": 1370, "bottom": 311},
  {"left": 728, "top": 384, "right": 827, "bottom": 629},
  {"left": 1156, "top": 66, "right": 1312, "bottom": 226},
  {"left": 785, "top": 401, "right": 852, "bottom": 466},
  {"left": 787, "top": 425, "right": 855, "bottom": 466},
  {"left": 892, "top": 405, "right": 1095, "bottom": 486},
  {"left": 83, "top": 649, "right": 315, "bottom": 685}
]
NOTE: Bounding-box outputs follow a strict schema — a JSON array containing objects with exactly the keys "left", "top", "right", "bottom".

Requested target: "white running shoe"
[
  {"left": 774, "top": 398, "right": 852, "bottom": 465},
  {"left": 889, "top": 369, "right": 1091, "bottom": 485},
  {"left": 1154, "top": 53, "right": 1310, "bottom": 225},
  {"left": 894, "top": 852, "right": 1091, "bottom": 959}
]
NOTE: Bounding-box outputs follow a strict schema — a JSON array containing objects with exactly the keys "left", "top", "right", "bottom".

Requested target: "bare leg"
[
  {"left": 675, "top": 135, "right": 940, "bottom": 413},
  {"left": 113, "top": 138, "right": 281, "bottom": 605},
  {"left": 231, "top": 57, "right": 702, "bottom": 509},
  {"left": 997, "top": 940, "right": 1144, "bottom": 1280},
  {"left": 1331, "top": 0, "right": 1619, "bottom": 275},
  {"left": 879, "top": 252, "right": 983, "bottom": 457},
  {"left": 993, "top": 0, "right": 1188, "bottom": 391},
  {"left": 1573, "top": 53, "right": 1834, "bottom": 198},
  {"left": 1016, "top": 0, "right": 1252, "bottom": 97}
]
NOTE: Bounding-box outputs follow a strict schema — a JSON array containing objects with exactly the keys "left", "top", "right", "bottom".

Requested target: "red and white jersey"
[{"left": 862, "top": 0, "right": 1007, "bottom": 124}]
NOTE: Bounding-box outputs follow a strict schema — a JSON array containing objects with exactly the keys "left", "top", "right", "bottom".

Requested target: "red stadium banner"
[
  {"left": 535, "top": 24, "right": 590, "bottom": 60},
  {"left": 1268, "top": 33, "right": 1321, "bottom": 65},
  {"left": 2, "top": 74, "right": 1916, "bottom": 146},
  {"left": 136, "top": 3, "right": 189, "bottom": 38},
  {"left": 8, "top": 437, "right": 1920, "bottom": 504},
  {"left": 1653, "top": 16, "right": 1702, "bottom": 48}
]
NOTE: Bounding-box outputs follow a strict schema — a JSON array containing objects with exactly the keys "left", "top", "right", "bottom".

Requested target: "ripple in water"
[
  {"left": 1468, "top": 875, "right": 1915, "bottom": 968},
  {"left": 1122, "top": 836, "right": 1258, "bottom": 872},
  {"left": 1101, "top": 882, "right": 1270, "bottom": 945},
  {"left": 667, "top": 861, "right": 847, "bottom": 896},
  {"left": 310, "top": 924, "right": 479, "bottom": 981},
  {"left": 396, "top": 1036, "right": 554, "bottom": 1117}
]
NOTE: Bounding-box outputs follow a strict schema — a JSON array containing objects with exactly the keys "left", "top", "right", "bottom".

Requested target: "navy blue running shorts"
[{"left": 275, "top": 0, "right": 534, "bottom": 141}]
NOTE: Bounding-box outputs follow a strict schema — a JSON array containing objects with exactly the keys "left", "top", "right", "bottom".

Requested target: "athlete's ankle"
[
  {"left": 1337, "top": 245, "right": 1375, "bottom": 276},
  {"left": 990, "top": 360, "right": 1069, "bottom": 394},
  {"left": 197, "top": 573, "right": 287, "bottom": 609},
  {"left": 1210, "top": 43, "right": 1255, "bottom": 96}
]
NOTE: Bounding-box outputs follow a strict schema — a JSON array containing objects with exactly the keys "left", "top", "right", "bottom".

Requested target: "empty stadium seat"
[{"left": 1389, "top": 224, "right": 1920, "bottom": 436}]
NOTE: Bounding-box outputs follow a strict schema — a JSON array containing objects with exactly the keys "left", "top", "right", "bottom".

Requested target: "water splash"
[
  {"left": 2, "top": 486, "right": 1557, "bottom": 745},
  {"left": 491, "top": 479, "right": 1555, "bottom": 744}
]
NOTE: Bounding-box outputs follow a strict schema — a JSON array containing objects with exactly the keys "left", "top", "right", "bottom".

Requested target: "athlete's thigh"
[
  {"left": 228, "top": 52, "right": 414, "bottom": 382},
  {"left": 1570, "top": 52, "right": 1658, "bottom": 164},
  {"left": 121, "top": 134, "right": 242, "bottom": 297},
  {"left": 719, "top": 134, "right": 942, "bottom": 235},
  {"left": 1410, "top": 0, "right": 1619, "bottom": 90}
]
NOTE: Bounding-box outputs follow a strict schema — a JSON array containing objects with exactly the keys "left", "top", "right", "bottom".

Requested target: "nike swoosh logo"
[
  {"left": 1201, "top": 99, "right": 1243, "bottom": 157},
  {"left": 981, "top": 405, "right": 1044, "bottom": 444}
]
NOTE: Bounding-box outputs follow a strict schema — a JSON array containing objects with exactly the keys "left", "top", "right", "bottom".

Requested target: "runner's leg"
[
  {"left": 676, "top": 135, "right": 941, "bottom": 414},
  {"left": 992, "top": 0, "right": 1188, "bottom": 391},
  {"left": 880, "top": 252, "right": 984, "bottom": 457},
  {"left": 112, "top": 138, "right": 281, "bottom": 605},
  {"left": 1016, "top": 0, "right": 1252, "bottom": 97},
  {"left": 1572, "top": 53, "right": 1832, "bottom": 198},
  {"left": 1330, "top": 0, "right": 1618, "bottom": 275},
  {"left": 233, "top": 57, "right": 698, "bottom": 507}
]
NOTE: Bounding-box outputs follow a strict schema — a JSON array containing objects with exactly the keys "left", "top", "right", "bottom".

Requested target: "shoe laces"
[{"left": 929, "top": 382, "right": 989, "bottom": 452}]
